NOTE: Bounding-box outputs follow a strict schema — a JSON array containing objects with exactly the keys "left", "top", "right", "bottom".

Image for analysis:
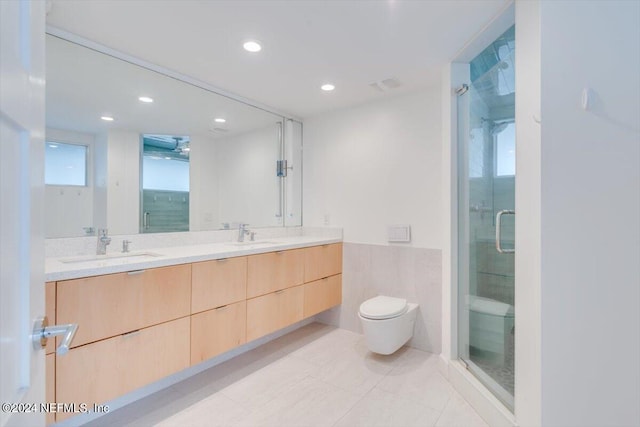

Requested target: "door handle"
[
  {"left": 143, "top": 212, "right": 150, "bottom": 229},
  {"left": 32, "top": 316, "right": 78, "bottom": 355},
  {"left": 495, "top": 210, "right": 515, "bottom": 254}
]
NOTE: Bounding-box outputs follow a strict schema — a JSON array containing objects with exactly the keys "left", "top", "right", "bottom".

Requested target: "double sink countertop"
[{"left": 45, "top": 236, "right": 342, "bottom": 282}]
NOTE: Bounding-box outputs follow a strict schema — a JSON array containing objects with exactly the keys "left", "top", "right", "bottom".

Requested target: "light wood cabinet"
[
  {"left": 303, "top": 274, "right": 342, "bottom": 317},
  {"left": 304, "top": 243, "right": 343, "bottom": 282},
  {"left": 192, "top": 257, "right": 246, "bottom": 314},
  {"left": 46, "top": 353, "right": 55, "bottom": 425},
  {"left": 247, "top": 249, "right": 304, "bottom": 298},
  {"left": 45, "top": 281, "right": 56, "bottom": 354},
  {"left": 56, "top": 264, "right": 191, "bottom": 347},
  {"left": 191, "top": 301, "right": 246, "bottom": 365},
  {"left": 51, "top": 241, "right": 342, "bottom": 423},
  {"left": 55, "top": 317, "right": 190, "bottom": 421},
  {"left": 246, "top": 285, "right": 304, "bottom": 341}
]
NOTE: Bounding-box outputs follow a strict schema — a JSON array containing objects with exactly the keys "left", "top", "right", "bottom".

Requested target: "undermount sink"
[
  {"left": 225, "top": 241, "right": 278, "bottom": 247},
  {"left": 60, "top": 252, "right": 163, "bottom": 264}
]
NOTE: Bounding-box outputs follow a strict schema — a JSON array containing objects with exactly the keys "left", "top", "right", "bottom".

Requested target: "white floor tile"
[
  {"left": 435, "top": 393, "right": 489, "bottom": 427},
  {"left": 220, "top": 355, "right": 317, "bottom": 410},
  {"left": 232, "top": 375, "right": 361, "bottom": 427},
  {"left": 80, "top": 324, "right": 487, "bottom": 427},
  {"left": 377, "top": 349, "right": 453, "bottom": 411},
  {"left": 154, "top": 392, "right": 247, "bottom": 427},
  {"left": 334, "top": 387, "right": 441, "bottom": 427}
]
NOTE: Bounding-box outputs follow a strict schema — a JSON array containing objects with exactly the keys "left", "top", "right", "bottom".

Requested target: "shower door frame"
[
  {"left": 456, "top": 82, "right": 515, "bottom": 409},
  {"left": 445, "top": 1, "right": 516, "bottom": 421}
]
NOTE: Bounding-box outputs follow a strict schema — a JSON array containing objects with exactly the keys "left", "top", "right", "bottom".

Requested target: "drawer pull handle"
[
  {"left": 322, "top": 277, "right": 329, "bottom": 281},
  {"left": 122, "top": 330, "right": 141, "bottom": 338},
  {"left": 127, "top": 270, "right": 146, "bottom": 275},
  {"left": 217, "top": 258, "right": 228, "bottom": 262},
  {"left": 215, "top": 305, "right": 229, "bottom": 311},
  {"left": 274, "top": 289, "right": 285, "bottom": 294},
  {"left": 275, "top": 251, "right": 284, "bottom": 255}
]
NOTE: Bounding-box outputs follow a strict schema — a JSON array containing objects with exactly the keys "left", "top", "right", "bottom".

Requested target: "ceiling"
[
  {"left": 46, "top": 0, "right": 509, "bottom": 119},
  {"left": 47, "top": 34, "right": 280, "bottom": 138}
]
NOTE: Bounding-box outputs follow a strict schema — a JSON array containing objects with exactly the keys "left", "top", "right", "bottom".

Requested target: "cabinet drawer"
[
  {"left": 304, "top": 243, "right": 343, "bottom": 282},
  {"left": 303, "top": 274, "right": 342, "bottom": 317},
  {"left": 45, "top": 281, "right": 56, "bottom": 355},
  {"left": 246, "top": 285, "right": 304, "bottom": 341},
  {"left": 57, "top": 264, "right": 191, "bottom": 347},
  {"left": 192, "top": 257, "right": 247, "bottom": 314},
  {"left": 191, "top": 300, "right": 246, "bottom": 365},
  {"left": 247, "top": 249, "right": 304, "bottom": 298},
  {"left": 55, "top": 317, "right": 190, "bottom": 421}
]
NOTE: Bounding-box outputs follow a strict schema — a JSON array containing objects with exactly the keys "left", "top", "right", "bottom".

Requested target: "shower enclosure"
[{"left": 457, "top": 26, "right": 515, "bottom": 410}]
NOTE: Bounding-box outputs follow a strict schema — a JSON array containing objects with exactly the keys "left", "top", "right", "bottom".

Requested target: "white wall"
[
  {"left": 189, "top": 133, "right": 219, "bottom": 231},
  {"left": 215, "top": 124, "right": 281, "bottom": 229},
  {"left": 517, "top": 1, "right": 640, "bottom": 426},
  {"left": 304, "top": 89, "right": 442, "bottom": 248},
  {"left": 305, "top": 90, "right": 444, "bottom": 352},
  {"left": 44, "top": 128, "right": 95, "bottom": 237},
  {"left": 105, "top": 130, "right": 140, "bottom": 235}
]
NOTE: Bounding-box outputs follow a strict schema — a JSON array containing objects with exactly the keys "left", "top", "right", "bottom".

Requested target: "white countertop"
[{"left": 45, "top": 236, "right": 342, "bottom": 281}]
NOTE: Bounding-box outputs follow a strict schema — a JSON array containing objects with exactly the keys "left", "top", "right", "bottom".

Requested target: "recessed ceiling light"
[
  {"left": 214, "top": 117, "right": 226, "bottom": 123},
  {"left": 48, "top": 144, "right": 58, "bottom": 148},
  {"left": 321, "top": 83, "right": 335, "bottom": 91},
  {"left": 101, "top": 116, "right": 114, "bottom": 121},
  {"left": 138, "top": 96, "right": 154, "bottom": 103},
  {"left": 243, "top": 40, "right": 262, "bottom": 53},
  {"left": 164, "top": 157, "right": 171, "bottom": 160}
]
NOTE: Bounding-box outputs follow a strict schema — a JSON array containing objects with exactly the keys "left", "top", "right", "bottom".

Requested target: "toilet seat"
[{"left": 359, "top": 296, "right": 408, "bottom": 320}]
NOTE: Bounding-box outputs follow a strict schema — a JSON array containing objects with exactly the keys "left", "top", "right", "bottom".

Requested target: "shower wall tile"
[
  {"left": 477, "top": 273, "right": 514, "bottom": 306},
  {"left": 316, "top": 242, "right": 442, "bottom": 354}
]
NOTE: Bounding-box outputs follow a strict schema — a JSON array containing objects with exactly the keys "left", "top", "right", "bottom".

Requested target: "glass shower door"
[{"left": 457, "top": 25, "right": 515, "bottom": 410}]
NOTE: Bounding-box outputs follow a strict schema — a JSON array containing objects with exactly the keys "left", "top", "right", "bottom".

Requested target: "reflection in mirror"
[
  {"left": 141, "top": 134, "right": 190, "bottom": 233},
  {"left": 45, "top": 34, "right": 302, "bottom": 238}
]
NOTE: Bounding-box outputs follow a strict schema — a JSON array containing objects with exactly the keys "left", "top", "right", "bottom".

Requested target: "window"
[
  {"left": 142, "top": 156, "right": 190, "bottom": 191},
  {"left": 44, "top": 142, "right": 87, "bottom": 186}
]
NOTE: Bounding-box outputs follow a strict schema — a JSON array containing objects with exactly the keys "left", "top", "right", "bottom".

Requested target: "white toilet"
[{"left": 358, "top": 295, "right": 419, "bottom": 355}]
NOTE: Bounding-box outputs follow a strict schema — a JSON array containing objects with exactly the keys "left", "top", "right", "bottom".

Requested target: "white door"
[{"left": 0, "top": 1, "right": 46, "bottom": 426}]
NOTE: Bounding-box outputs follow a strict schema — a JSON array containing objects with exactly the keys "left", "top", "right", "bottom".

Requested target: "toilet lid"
[{"left": 359, "top": 296, "right": 408, "bottom": 320}]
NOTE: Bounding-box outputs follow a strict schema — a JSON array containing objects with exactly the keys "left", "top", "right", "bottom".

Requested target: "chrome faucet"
[
  {"left": 96, "top": 229, "right": 111, "bottom": 255},
  {"left": 237, "top": 223, "right": 250, "bottom": 242}
]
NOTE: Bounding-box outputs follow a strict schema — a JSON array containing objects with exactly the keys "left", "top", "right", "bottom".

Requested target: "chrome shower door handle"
[
  {"left": 496, "top": 210, "right": 515, "bottom": 254},
  {"left": 32, "top": 316, "right": 79, "bottom": 355}
]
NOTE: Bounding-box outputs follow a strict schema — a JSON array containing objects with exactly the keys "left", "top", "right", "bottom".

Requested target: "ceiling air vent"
[
  {"left": 210, "top": 127, "right": 229, "bottom": 133},
  {"left": 369, "top": 77, "right": 402, "bottom": 92}
]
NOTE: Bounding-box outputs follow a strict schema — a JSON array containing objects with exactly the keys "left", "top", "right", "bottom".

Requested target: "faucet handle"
[
  {"left": 122, "top": 240, "right": 132, "bottom": 253},
  {"left": 98, "top": 228, "right": 109, "bottom": 237}
]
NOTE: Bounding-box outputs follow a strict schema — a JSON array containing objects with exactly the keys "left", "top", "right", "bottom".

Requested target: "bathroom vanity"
[{"left": 44, "top": 238, "right": 342, "bottom": 423}]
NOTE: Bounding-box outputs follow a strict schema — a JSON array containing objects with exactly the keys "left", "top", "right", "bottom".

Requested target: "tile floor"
[{"left": 83, "top": 323, "right": 487, "bottom": 427}]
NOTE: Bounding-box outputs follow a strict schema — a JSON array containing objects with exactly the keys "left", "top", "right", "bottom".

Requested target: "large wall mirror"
[{"left": 45, "top": 34, "right": 302, "bottom": 238}]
